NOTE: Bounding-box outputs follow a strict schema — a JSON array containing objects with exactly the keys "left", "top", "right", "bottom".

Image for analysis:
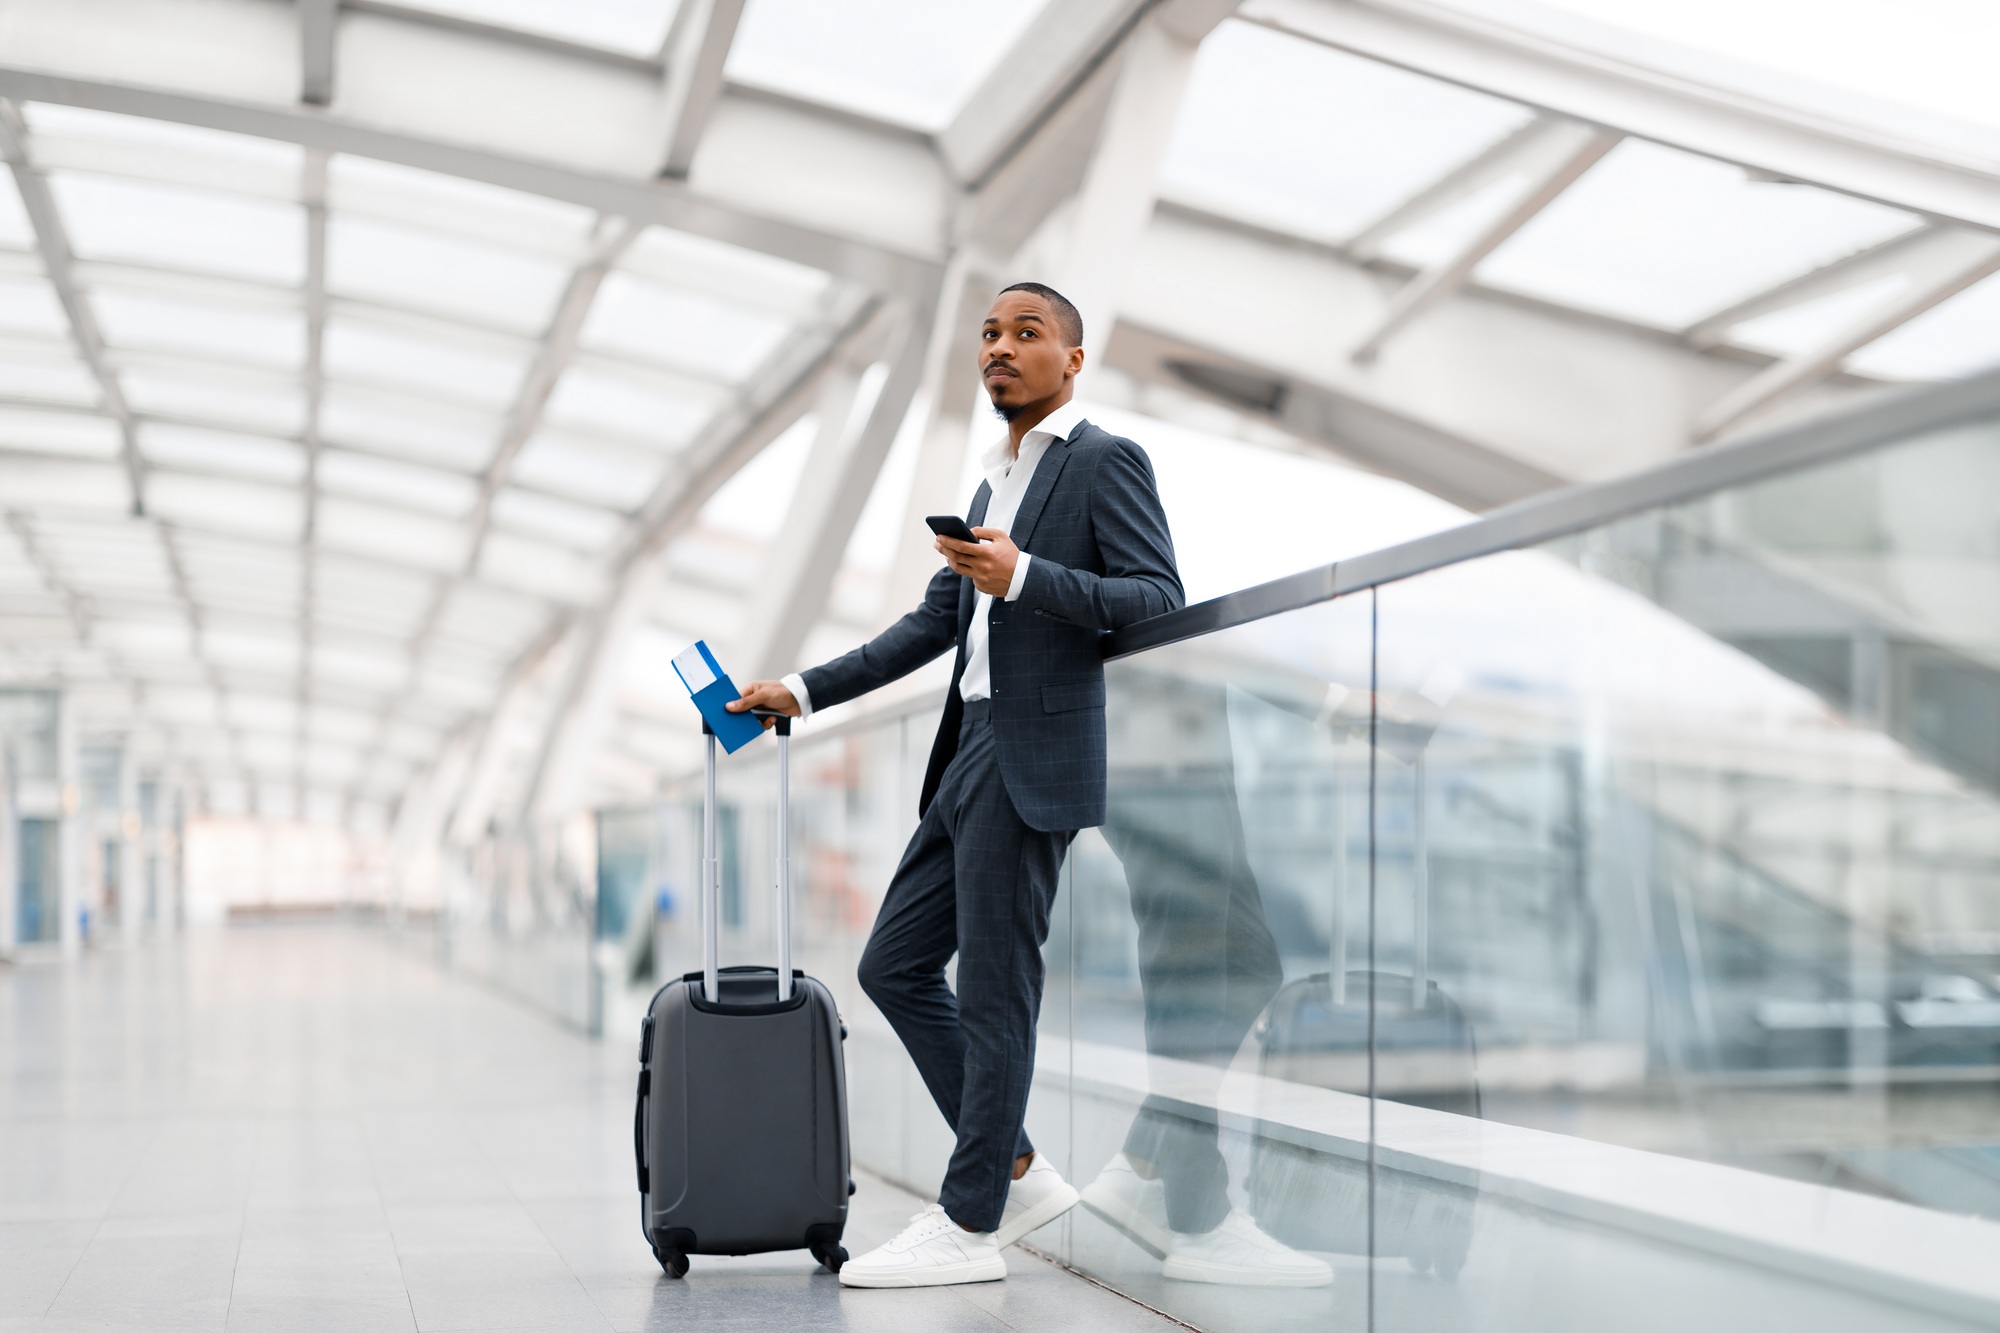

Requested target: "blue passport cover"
[{"left": 671, "top": 640, "right": 766, "bottom": 755}]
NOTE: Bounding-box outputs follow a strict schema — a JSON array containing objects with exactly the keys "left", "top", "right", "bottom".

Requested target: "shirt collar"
[{"left": 979, "top": 399, "right": 1087, "bottom": 479}]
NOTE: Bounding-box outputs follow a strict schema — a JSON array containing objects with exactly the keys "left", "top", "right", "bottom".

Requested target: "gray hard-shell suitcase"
[{"left": 634, "top": 713, "right": 852, "bottom": 1278}]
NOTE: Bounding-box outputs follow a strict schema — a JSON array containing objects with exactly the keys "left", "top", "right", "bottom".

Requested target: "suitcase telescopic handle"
[{"left": 698, "top": 712, "right": 793, "bottom": 1004}]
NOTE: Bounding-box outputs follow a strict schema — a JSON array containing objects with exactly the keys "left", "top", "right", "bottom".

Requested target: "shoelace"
[{"left": 888, "top": 1204, "right": 956, "bottom": 1252}]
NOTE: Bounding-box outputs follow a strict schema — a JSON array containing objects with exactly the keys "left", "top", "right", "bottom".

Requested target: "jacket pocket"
[{"left": 1041, "top": 677, "right": 1106, "bottom": 714}]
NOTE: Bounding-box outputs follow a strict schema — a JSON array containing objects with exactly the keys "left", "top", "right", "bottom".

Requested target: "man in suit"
[{"left": 729, "top": 282, "right": 1183, "bottom": 1288}]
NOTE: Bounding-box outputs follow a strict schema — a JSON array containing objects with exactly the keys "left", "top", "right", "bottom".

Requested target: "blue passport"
[{"left": 671, "top": 639, "right": 766, "bottom": 754}]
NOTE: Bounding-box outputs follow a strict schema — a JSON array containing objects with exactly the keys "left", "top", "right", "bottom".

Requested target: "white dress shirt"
[{"left": 783, "top": 400, "right": 1084, "bottom": 718}]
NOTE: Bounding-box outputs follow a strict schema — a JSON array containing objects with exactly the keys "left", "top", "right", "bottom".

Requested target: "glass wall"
[{"left": 590, "top": 413, "right": 2000, "bottom": 1331}]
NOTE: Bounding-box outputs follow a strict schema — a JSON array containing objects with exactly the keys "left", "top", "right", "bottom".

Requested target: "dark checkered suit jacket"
[{"left": 800, "top": 418, "right": 1182, "bottom": 831}]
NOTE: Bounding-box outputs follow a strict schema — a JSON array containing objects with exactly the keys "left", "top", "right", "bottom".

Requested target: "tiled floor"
[{"left": 0, "top": 922, "right": 1177, "bottom": 1333}]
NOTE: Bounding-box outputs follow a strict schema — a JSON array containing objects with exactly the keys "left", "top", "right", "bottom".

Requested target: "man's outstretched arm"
[{"left": 730, "top": 562, "right": 961, "bottom": 723}]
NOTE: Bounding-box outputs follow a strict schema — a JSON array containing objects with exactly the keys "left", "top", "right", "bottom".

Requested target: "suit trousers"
[
  {"left": 856, "top": 699, "right": 1075, "bottom": 1232},
  {"left": 1101, "top": 748, "right": 1283, "bottom": 1235}
]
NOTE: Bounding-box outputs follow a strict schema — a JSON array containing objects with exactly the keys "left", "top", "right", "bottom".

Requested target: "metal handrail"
[{"left": 1102, "top": 365, "right": 2000, "bottom": 661}]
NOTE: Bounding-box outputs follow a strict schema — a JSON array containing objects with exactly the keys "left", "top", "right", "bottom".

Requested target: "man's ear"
[{"left": 1066, "top": 343, "right": 1085, "bottom": 378}]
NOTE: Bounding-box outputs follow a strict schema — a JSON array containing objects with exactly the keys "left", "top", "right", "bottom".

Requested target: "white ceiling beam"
[
  {"left": 299, "top": 0, "right": 338, "bottom": 106},
  {"left": 0, "top": 100, "right": 144, "bottom": 518},
  {"left": 153, "top": 522, "right": 249, "bottom": 789},
  {"left": 1108, "top": 321, "right": 1564, "bottom": 508},
  {"left": 1350, "top": 120, "right": 1618, "bottom": 362},
  {"left": 1125, "top": 204, "right": 1869, "bottom": 486},
  {"left": 1241, "top": 0, "right": 2000, "bottom": 231},
  {"left": 939, "top": 0, "right": 1154, "bottom": 187},
  {"left": 1348, "top": 114, "right": 1554, "bottom": 260},
  {"left": 654, "top": 0, "right": 746, "bottom": 178},
  {"left": 297, "top": 148, "right": 327, "bottom": 814},
  {"left": 1058, "top": 13, "right": 1210, "bottom": 371},
  {"left": 0, "top": 66, "right": 941, "bottom": 299},
  {"left": 882, "top": 258, "right": 1000, "bottom": 620},
  {"left": 1683, "top": 225, "right": 1940, "bottom": 349},
  {"left": 1694, "top": 229, "right": 2000, "bottom": 441},
  {"left": 734, "top": 305, "right": 929, "bottom": 679}
]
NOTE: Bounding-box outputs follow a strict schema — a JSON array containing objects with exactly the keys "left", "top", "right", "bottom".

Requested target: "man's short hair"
[{"left": 998, "top": 281, "right": 1084, "bottom": 349}]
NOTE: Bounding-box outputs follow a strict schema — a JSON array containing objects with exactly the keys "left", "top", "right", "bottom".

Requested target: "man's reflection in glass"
[{"left": 1087, "top": 674, "right": 1334, "bottom": 1286}]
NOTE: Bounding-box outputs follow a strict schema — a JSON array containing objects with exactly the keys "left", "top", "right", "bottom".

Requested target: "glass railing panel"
[
  {"left": 1367, "top": 430, "right": 2000, "bottom": 1329},
  {"left": 1070, "top": 593, "right": 1377, "bottom": 1332}
]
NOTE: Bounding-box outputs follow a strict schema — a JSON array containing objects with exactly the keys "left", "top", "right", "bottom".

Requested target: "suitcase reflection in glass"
[{"left": 1248, "top": 969, "right": 1481, "bottom": 1279}]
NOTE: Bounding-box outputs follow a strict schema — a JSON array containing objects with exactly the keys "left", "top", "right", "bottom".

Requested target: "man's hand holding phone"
[{"left": 928, "top": 515, "right": 1018, "bottom": 597}]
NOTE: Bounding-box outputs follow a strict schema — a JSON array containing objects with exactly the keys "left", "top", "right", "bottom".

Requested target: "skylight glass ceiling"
[
  {"left": 1160, "top": 21, "right": 1534, "bottom": 245},
  {"left": 1469, "top": 140, "right": 1920, "bottom": 327},
  {"left": 0, "top": 94, "right": 856, "bottom": 822},
  {"left": 726, "top": 0, "right": 1052, "bottom": 130},
  {"left": 1527, "top": 0, "right": 2000, "bottom": 137},
  {"left": 397, "top": 0, "right": 683, "bottom": 58}
]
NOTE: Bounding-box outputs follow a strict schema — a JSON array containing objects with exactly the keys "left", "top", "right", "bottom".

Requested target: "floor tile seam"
[
  {"left": 38, "top": 1110, "right": 170, "bottom": 1317},
  {"left": 219, "top": 1113, "right": 275, "bottom": 1332},
  {"left": 371, "top": 936, "right": 614, "bottom": 1333},
  {"left": 1012, "top": 1245, "right": 1202, "bottom": 1333},
  {"left": 466, "top": 986, "right": 621, "bottom": 1333}
]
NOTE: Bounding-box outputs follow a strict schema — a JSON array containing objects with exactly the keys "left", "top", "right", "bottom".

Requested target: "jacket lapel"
[
  {"left": 1006, "top": 420, "right": 1082, "bottom": 551},
  {"left": 958, "top": 481, "right": 993, "bottom": 639}
]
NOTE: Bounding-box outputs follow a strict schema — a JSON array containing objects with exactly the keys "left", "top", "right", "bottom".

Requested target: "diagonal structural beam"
[
  {"left": 297, "top": 149, "right": 328, "bottom": 814},
  {"left": 300, "top": 0, "right": 338, "bottom": 106},
  {"left": 511, "top": 297, "right": 890, "bottom": 828},
  {"left": 1694, "top": 227, "right": 2000, "bottom": 440},
  {"left": 1348, "top": 114, "right": 1557, "bottom": 260},
  {"left": 1683, "top": 224, "right": 1941, "bottom": 350},
  {"left": 459, "top": 215, "right": 638, "bottom": 583},
  {"left": 154, "top": 521, "right": 250, "bottom": 795},
  {"left": 0, "top": 100, "right": 144, "bottom": 517},
  {"left": 733, "top": 304, "right": 928, "bottom": 679},
  {"left": 654, "top": 0, "right": 746, "bottom": 177},
  {"left": 1351, "top": 118, "right": 1618, "bottom": 362},
  {"left": 344, "top": 216, "right": 637, "bottom": 815},
  {"left": 939, "top": 0, "right": 1154, "bottom": 188}
]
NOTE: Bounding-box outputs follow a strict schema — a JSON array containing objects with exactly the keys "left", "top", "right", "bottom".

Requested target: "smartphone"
[{"left": 926, "top": 515, "right": 980, "bottom": 544}]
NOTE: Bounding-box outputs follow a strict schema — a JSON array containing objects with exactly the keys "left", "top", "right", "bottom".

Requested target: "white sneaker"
[
  {"left": 1162, "top": 1210, "right": 1334, "bottom": 1288},
  {"left": 1078, "top": 1153, "right": 1173, "bottom": 1259},
  {"left": 838, "top": 1204, "right": 1007, "bottom": 1288},
  {"left": 994, "top": 1154, "right": 1081, "bottom": 1248}
]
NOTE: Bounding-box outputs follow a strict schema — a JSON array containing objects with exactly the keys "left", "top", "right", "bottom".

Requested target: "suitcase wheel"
[
  {"left": 811, "top": 1243, "right": 848, "bottom": 1274},
  {"left": 654, "top": 1246, "right": 689, "bottom": 1279}
]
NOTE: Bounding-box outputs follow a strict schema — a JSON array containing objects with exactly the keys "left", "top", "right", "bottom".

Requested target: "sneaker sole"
[
  {"left": 1161, "top": 1256, "right": 1334, "bottom": 1288},
  {"left": 1078, "top": 1189, "right": 1171, "bottom": 1260},
  {"left": 994, "top": 1181, "right": 1080, "bottom": 1249},
  {"left": 838, "top": 1257, "right": 1008, "bottom": 1288}
]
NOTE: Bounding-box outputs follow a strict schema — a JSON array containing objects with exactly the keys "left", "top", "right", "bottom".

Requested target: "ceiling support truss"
[
  {"left": 1350, "top": 117, "right": 1618, "bottom": 362},
  {"left": 1694, "top": 226, "right": 2000, "bottom": 440},
  {"left": 654, "top": 0, "right": 746, "bottom": 177},
  {"left": 0, "top": 99, "right": 144, "bottom": 517},
  {"left": 732, "top": 303, "right": 927, "bottom": 679},
  {"left": 299, "top": 149, "right": 328, "bottom": 816},
  {"left": 511, "top": 296, "right": 891, "bottom": 828},
  {"left": 300, "top": 0, "right": 337, "bottom": 106},
  {"left": 343, "top": 216, "right": 637, "bottom": 815}
]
